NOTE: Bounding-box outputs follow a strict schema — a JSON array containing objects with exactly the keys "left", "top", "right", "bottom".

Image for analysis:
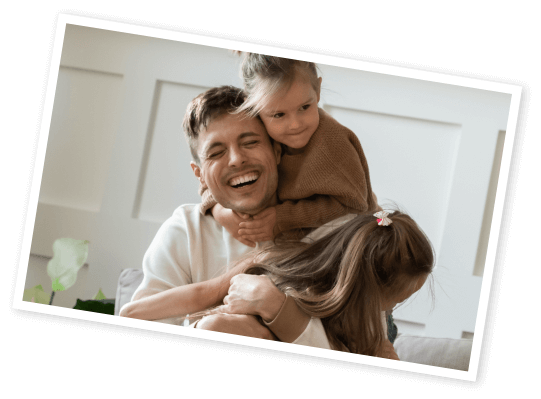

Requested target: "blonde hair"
[{"left": 235, "top": 53, "right": 320, "bottom": 117}]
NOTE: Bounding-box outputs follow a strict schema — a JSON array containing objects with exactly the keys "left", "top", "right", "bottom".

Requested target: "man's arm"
[
  {"left": 129, "top": 208, "right": 197, "bottom": 324},
  {"left": 121, "top": 260, "right": 249, "bottom": 320},
  {"left": 210, "top": 274, "right": 331, "bottom": 349},
  {"left": 196, "top": 314, "right": 276, "bottom": 341}
]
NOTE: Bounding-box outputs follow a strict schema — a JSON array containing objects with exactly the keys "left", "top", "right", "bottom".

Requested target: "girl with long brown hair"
[{"left": 121, "top": 210, "right": 434, "bottom": 358}]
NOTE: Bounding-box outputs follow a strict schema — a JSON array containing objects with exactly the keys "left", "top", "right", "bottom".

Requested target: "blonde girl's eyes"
[{"left": 270, "top": 105, "right": 310, "bottom": 118}]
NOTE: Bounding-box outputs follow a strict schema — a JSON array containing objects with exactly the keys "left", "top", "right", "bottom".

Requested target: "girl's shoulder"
[{"left": 315, "top": 108, "right": 359, "bottom": 144}]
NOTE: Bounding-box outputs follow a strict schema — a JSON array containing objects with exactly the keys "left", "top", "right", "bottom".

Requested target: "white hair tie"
[{"left": 374, "top": 211, "right": 393, "bottom": 226}]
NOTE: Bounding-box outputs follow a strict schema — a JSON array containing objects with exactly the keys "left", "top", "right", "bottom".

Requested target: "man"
[{"left": 131, "top": 86, "right": 332, "bottom": 346}]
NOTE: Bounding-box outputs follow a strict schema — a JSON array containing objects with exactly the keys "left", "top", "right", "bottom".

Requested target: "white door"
[{"left": 27, "top": 24, "right": 511, "bottom": 340}]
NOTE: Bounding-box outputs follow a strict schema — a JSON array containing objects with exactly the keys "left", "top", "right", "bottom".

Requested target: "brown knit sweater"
[{"left": 199, "top": 108, "right": 377, "bottom": 237}]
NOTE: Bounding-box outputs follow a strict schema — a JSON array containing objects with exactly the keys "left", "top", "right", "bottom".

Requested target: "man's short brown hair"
[{"left": 182, "top": 86, "right": 247, "bottom": 164}]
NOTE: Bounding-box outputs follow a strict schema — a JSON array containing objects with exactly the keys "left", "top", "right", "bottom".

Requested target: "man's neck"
[{"left": 242, "top": 193, "right": 278, "bottom": 216}]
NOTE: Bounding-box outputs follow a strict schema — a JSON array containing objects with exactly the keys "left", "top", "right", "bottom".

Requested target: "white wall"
[{"left": 24, "top": 24, "right": 512, "bottom": 339}]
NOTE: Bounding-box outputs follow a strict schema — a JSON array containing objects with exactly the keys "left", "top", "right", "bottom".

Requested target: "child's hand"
[
  {"left": 212, "top": 204, "right": 256, "bottom": 247},
  {"left": 238, "top": 207, "right": 277, "bottom": 243}
]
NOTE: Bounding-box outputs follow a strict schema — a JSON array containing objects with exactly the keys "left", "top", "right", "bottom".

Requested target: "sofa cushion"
[
  {"left": 114, "top": 268, "right": 144, "bottom": 316},
  {"left": 393, "top": 334, "right": 472, "bottom": 371},
  {"left": 113, "top": 268, "right": 473, "bottom": 371}
]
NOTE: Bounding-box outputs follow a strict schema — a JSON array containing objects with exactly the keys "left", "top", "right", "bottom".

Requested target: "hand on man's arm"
[
  {"left": 208, "top": 274, "right": 312, "bottom": 344},
  {"left": 219, "top": 274, "right": 285, "bottom": 322}
]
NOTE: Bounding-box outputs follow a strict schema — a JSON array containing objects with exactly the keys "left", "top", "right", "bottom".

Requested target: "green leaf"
[
  {"left": 47, "top": 238, "right": 89, "bottom": 292},
  {"left": 23, "top": 285, "right": 51, "bottom": 304},
  {"left": 92, "top": 288, "right": 106, "bottom": 300},
  {"left": 51, "top": 278, "right": 66, "bottom": 292}
]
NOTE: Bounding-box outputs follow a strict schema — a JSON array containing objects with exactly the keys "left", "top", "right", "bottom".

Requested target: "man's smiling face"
[{"left": 191, "top": 113, "right": 281, "bottom": 215}]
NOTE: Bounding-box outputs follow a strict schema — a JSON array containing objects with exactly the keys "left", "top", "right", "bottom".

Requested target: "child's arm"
[
  {"left": 212, "top": 203, "right": 257, "bottom": 247},
  {"left": 270, "top": 190, "right": 382, "bottom": 238},
  {"left": 119, "top": 259, "right": 250, "bottom": 320},
  {"left": 273, "top": 195, "right": 353, "bottom": 237},
  {"left": 238, "top": 193, "right": 380, "bottom": 241}
]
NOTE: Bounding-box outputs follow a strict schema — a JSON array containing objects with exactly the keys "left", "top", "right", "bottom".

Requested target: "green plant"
[{"left": 23, "top": 238, "right": 103, "bottom": 305}]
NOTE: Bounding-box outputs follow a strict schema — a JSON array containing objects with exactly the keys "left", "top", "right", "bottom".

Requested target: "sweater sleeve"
[
  {"left": 274, "top": 195, "right": 352, "bottom": 236},
  {"left": 131, "top": 208, "right": 195, "bottom": 325},
  {"left": 198, "top": 182, "right": 217, "bottom": 215}
]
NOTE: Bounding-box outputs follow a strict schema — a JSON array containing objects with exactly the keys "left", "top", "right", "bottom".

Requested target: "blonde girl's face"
[{"left": 259, "top": 75, "right": 322, "bottom": 150}]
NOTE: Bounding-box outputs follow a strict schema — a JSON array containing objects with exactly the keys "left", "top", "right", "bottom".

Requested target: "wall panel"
[
  {"left": 136, "top": 82, "right": 209, "bottom": 223},
  {"left": 39, "top": 67, "right": 123, "bottom": 212}
]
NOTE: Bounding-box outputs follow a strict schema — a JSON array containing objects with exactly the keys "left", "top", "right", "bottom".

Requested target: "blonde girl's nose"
[{"left": 289, "top": 116, "right": 301, "bottom": 130}]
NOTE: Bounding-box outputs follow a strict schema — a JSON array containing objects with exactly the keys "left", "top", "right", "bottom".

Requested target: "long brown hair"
[{"left": 245, "top": 211, "right": 434, "bottom": 355}]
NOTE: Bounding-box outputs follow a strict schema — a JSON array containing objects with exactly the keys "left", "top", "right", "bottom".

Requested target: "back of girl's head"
[
  {"left": 235, "top": 52, "right": 320, "bottom": 117},
  {"left": 362, "top": 211, "right": 434, "bottom": 297},
  {"left": 247, "top": 210, "right": 434, "bottom": 355}
]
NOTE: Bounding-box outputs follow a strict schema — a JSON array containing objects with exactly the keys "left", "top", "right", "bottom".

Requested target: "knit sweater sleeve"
[
  {"left": 275, "top": 109, "right": 377, "bottom": 235},
  {"left": 275, "top": 195, "right": 351, "bottom": 235}
]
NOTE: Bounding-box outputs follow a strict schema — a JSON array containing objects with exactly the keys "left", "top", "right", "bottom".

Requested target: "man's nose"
[{"left": 228, "top": 146, "right": 247, "bottom": 167}]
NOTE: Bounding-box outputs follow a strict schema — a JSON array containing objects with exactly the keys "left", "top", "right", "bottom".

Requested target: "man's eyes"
[
  {"left": 301, "top": 104, "right": 311, "bottom": 110},
  {"left": 207, "top": 150, "right": 224, "bottom": 159},
  {"left": 206, "top": 142, "right": 258, "bottom": 158}
]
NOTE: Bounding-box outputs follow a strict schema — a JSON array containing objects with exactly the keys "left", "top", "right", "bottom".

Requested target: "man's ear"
[
  {"left": 273, "top": 140, "right": 282, "bottom": 165},
  {"left": 191, "top": 161, "right": 203, "bottom": 183},
  {"left": 316, "top": 77, "right": 322, "bottom": 103}
]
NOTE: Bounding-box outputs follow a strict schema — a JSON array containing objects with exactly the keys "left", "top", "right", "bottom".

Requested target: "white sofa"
[{"left": 115, "top": 269, "right": 472, "bottom": 371}]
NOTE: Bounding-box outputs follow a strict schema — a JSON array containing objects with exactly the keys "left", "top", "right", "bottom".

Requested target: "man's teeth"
[{"left": 229, "top": 173, "right": 259, "bottom": 187}]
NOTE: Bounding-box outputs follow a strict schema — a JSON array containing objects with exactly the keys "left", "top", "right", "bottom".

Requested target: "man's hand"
[
  {"left": 212, "top": 274, "right": 286, "bottom": 323},
  {"left": 196, "top": 313, "right": 276, "bottom": 340},
  {"left": 212, "top": 203, "right": 256, "bottom": 247},
  {"left": 238, "top": 207, "right": 277, "bottom": 243}
]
